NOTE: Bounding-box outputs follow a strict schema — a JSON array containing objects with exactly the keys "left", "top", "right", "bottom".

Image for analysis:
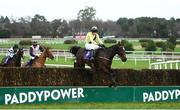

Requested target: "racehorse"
[
  {"left": 0, "top": 48, "right": 24, "bottom": 67},
  {"left": 70, "top": 41, "right": 127, "bottom": 87},
  {"left": 23, "top": 47, "right": 54, "bottom": 67}
]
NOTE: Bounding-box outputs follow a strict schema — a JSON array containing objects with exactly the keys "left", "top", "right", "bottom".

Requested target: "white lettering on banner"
[
  {"left": 36, "top": 91, "right": 43, "bottom": 101},
  {"left": 28, "top": 92, "right": 36, "bottom": 103},
  {"left": 168, "top": 90, "right": 175, "bottom": 99},
  {"left": 175, "top": 90, "right": 180, "bottom": 99},
  {"left": 51, "top": 90, "right": 61, "bottom": 100},
  {"left": 19, "top": 93, "right": 27, "bottom": 104},
  {"left": 78, "top": 88, "right": 84, "bottom": 98},
  {"left": 143, "top": 89, "right": 180, "bottom": 102},
  {"left": 4, "top": 88, "right": 85, "bottom": 105},
  {"left": 11, "top": 94, "right": 19, "bottom": 104},
  {"left": 154, "top": 91, "right": 161, "bottom": 101},
  {"left": 5, "top": 94, "right": 11, "bottom": 105},
  {"left": 44, "top": 90, "right": 50, "bottom": 101},
  {"left": 72, "top": 88, "right": 77, "bottom": 98},
  {"left": 60, "top": 89, "right": 71, "bottom": 99}
]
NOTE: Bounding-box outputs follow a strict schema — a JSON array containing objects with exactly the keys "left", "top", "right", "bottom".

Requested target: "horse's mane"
[
  {"left": 41, "top": 46, "right": 51, "bottom": 51},
  {"left": 70, "top": 46, "right": 81, "bottom": 56},
  {"left": 95, "top": 44, "right": 118, "bottom": 56}
]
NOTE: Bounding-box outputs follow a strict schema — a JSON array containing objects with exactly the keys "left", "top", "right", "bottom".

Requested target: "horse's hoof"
[
  {"left": 108, "top": 84, "right": 115, "bottom": 88},
  {"left": 108, "top": 84, "right": 112, "bottom": 88},
  {"left": 108, "top": 83, "right": 117, "bottom": 88}
]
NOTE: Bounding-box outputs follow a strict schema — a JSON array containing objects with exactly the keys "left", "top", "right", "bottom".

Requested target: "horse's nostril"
[
  {"left": 122, "top": 58, "right": 127, "bottom": 62},
  {"left": 51, "top": 56, "right": 54, "bottom": 60}
]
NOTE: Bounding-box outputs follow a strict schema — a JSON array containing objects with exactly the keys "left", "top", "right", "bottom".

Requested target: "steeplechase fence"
[{"left": 0, "top": 68, "right": 180, "bottom": 105}]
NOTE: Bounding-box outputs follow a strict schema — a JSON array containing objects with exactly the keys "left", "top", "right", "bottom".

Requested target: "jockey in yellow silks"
[
  {"left": 85, "top": 26, "right": 104, "bottom": 50},
  {"left": 84, "top": 26, "right": 104, "bottom": 60}
]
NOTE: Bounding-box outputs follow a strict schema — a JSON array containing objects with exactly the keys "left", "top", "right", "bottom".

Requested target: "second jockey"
[
  {"left": 4, "top": 44, "right": 19, "bottom": 65},
  {"left": 28, "top": 41, "right": 44, "bottom": 65}
]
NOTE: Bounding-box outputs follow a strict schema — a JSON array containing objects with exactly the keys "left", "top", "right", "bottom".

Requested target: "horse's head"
[
  {"left": 17, "top": 48, "right": 24, "bottom": 58},
  {"left": 43, "top": 47, "right": 54, "bottom": 60},
  {"left": 116, "top": 41, "right": 127, "bottom": 62}
]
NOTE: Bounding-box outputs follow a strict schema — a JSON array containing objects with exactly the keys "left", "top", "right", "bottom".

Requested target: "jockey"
[
  {"left": 4, "top": 44, "right": 19, "bottom": 65},
  {"left": 28, "top": 41, "right": 44, "bottom": 65},
  {"left": 85, "top": 26, "right": 105, "bottom": 60}
]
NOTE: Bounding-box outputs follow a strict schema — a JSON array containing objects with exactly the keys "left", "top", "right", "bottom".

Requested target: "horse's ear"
[{"left": 118, "top": 41, "right": 121, "bottom": 45}]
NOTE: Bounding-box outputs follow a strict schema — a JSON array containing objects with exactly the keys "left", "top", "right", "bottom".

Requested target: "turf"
[{"left": 1, "top": 102, "right": 180, "bottom": 109}]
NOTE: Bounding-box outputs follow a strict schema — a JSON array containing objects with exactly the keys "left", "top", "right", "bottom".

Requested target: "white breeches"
[
  {"left": 85, "top": 43, "right": 100, "bottom": 50},
  {"left": 7, "top": 52, "right": 14, "bottom": 58}
]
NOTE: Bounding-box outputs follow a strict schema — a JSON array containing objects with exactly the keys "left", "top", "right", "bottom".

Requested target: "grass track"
[{"left": 1, "top": 102, "right": 180, "bottom": 109}]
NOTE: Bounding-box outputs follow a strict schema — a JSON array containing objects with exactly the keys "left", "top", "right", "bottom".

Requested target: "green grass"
[
  {"left": 46, "top": 56, "right": 155, "bottom": 69},
  {"left": 1, "top": 102, "right": 180, "bottom": 109},
  {"left": 0, "top": 39, "right": 179, "bottom": 52},
  {"left": 0, "top": 54, "right": 154, "bottom": 69},
  {"left": 2, "top": 55, "right": 179, "bottom": 69}
]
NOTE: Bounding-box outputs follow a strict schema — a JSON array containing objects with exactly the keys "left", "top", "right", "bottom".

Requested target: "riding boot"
[
  {"left": 90, "top": 50, "right": 94, "bottom": 60},
  {"left": 4, "top": 56, "right": 10, "bottom": 65},
  {"left": 84, "top": 51, "right": 90, "bottom": 60},
  {"left": 28, "top": 59, "right": 33, "bottom": 66}
]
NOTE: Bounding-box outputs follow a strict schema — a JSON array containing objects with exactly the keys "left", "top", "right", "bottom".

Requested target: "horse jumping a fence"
[
  {"left": 0, "top": 48, "right": 24, "bottom": 67},
  {"left": 23, "top": 47, "right": 54, "bottom": 67},
  {"left": 70, "top": 42, "right": 127, "bottom": 87}
]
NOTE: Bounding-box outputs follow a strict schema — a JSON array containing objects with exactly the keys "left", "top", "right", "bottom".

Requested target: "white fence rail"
[
  {"left": 149, "top": 60, "right": 180, "bottom": 69},
  {"left": 0, "top": 48, "right": 180, "bottom": 66}
]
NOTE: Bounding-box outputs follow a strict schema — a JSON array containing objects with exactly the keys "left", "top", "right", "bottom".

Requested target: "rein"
[{"left": 98, "top": 57, "right": 111, "bottom": 61}]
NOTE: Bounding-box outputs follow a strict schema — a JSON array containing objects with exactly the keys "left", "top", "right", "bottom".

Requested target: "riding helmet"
[
  {"left": 32, "top": 41, "right": 38, "bottom": 46},
  {"left": 91, "top": 26, "right": 98, "bottom": 33}
]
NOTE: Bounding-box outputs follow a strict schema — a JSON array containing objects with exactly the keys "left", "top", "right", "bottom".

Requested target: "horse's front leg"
[
  {"left": 108, "top": 69, "right": 116, "bottom": 88},
  {"left": 74, "top": 59, "right": 85, "bottom": 69}
]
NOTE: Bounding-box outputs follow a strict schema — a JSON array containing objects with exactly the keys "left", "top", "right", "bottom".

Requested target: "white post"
[
  {"left": 64, "top": 50, "right": 67, "bottom": 62},
  {"left": 155, "top": 65, "right": 158, "bottom": 69},
  {"left": 149, "top": 64, "right": 151, "bottom": 69},
  {"left": 160, "top": 64, "right": 162, "bottom": 69},
  {"left": 165, "top": 64, "right": 167, "bottom": 69},
  {"left": 56, "top": 50, "right": 59, "bottom": 62},
  {"left": 170, "top": 63, "right": 173, "bottom": 69},
  {"left": 176, "top": 63, "right": 178, "bottom": 69},
  {"left": 135, "top": 58, "right": 137, "bottom": 65}
]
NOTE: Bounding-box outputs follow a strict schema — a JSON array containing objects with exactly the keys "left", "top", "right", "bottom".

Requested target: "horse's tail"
[{"left": 70, "top": 46, "right": 81, "bottom": 56}]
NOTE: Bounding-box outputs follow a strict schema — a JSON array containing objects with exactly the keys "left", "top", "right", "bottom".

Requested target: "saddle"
[
  {"left": 84, "top": 50, "right": 95, "bottom": 61},
  {"left": 84, "top": 45, "right": 105, "bottom": 61}
]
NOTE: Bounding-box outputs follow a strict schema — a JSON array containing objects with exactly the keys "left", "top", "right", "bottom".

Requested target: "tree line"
[{"left": 0, "top": 7, "right": 180, "bottom": 38}]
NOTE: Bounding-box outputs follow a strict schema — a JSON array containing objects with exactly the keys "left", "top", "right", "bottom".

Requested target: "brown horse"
[
  {"left": 0, "top": 48, "right": 24, "bottom": 67},
  {"left": 70, "top": 42, "right": 127, "bottom": 87},
  {"left": 23, "top": 47, "right": 54, "bottom": 67}
]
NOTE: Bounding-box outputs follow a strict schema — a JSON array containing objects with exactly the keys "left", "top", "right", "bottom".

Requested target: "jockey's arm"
[
  {"left": 89, "top": 35, "right": 98, "bottom": 45},
  {"left": 39, "top": 46, "right": 44, "bottom": 52},
  {"left": 8, "top": 48, "right": 15, "bottom": 58},
  {"left": 29, "top": 47, "right": 36, "bottom": 57},
  {"left": 96, "top": 34, "right": 103, "bottom": 44}
]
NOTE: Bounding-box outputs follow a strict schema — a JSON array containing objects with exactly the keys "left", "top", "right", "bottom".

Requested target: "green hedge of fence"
[{"left": 0, "top": 68, "right": 180, "bottom": 86}]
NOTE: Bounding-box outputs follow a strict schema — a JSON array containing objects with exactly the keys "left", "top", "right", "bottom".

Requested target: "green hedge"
[
  {"left": 64, "top": 39, "right": 78, "bottom": 44},
  {"left": 139, "top": 39, "right": 151, "bottom": 43},
  {"left": 0, "top": 68, "right": 180, "bottom": 86},
  {"left": 104, "top": 39, "right": 117, "bottom": 43},
  {"left": 19, "top": 40, "right": 32, "bottom": 45},
  {"left": 156, "top": 41, "right": 166, "bottom": 48}
]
